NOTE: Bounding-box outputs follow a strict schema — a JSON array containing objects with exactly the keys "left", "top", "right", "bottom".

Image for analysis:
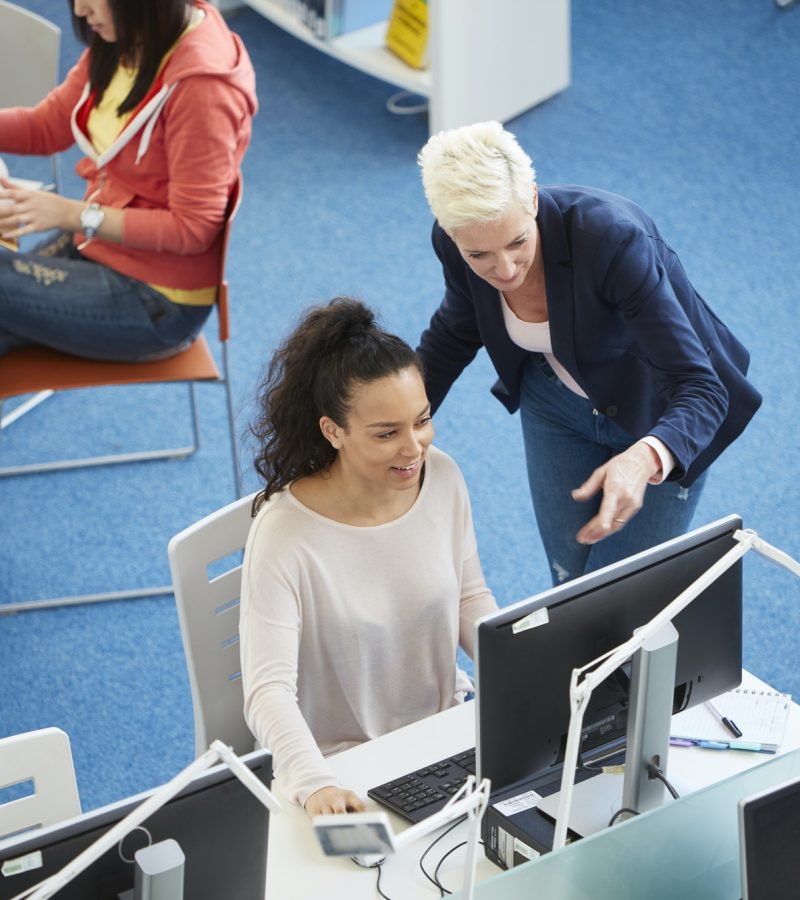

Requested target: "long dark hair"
[
  {"left": 251, "top": 298, "right": 423, "bottom": 512},
  {"left": 70, "top": 0, "right": 190, "bottom": 115}
]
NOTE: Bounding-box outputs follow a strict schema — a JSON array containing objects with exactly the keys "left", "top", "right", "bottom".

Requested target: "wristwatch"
[{"left": 80, "top": 201, "right": 104, "bottom": 243}]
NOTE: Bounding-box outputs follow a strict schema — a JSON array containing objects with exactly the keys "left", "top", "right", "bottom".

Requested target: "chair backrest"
[
  {"left": 168, "top": 492, "right": 259, "bottom": 757},
  {"left": 0, "top": 1, "right": 60, "bottom": 107},
  {"left": 0, "top": 1, "right": 61, "bottom": 190},
  {"left": 215, "top": 172, "right": 242, "bottom": 345},
  {"left": 0, "top": 727, "right": 81, "bottom": 842}
]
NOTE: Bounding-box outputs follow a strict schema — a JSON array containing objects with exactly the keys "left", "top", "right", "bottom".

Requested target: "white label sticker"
[
  {"left": 513, "top": 837, "right": 540, "bottom": 861},
  {"left": 493, "top": 789, "right": 543, "bottom": 817},
  {"left": 496, "top": 826, "right": 513, "bottom": 867},
  {"left": 2, "top": 850, "right": 43, "bottom": 878},
  {"left": 512, "top": 607, "right": 549, "bottom": 634}
]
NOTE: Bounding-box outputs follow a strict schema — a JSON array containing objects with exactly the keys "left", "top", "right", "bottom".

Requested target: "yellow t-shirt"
[{"left": 86, "top": 10, "right": 215, "bottom": 306}]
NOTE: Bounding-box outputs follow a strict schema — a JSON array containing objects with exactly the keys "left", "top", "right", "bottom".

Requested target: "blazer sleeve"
[
  {"left": 599, "top": 222, "right": 729, "bottom": 478},
  {"left": 417, "top": 225, "right": 485, "bottom": 413}
]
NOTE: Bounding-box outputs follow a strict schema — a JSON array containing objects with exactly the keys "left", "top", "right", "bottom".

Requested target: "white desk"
[{"left": 266, "top": 670, "right": 800, "bottom": 899}]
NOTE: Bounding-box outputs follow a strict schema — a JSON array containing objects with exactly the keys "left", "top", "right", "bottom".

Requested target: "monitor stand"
[{"left": 538, "top": 621, "right": 695, "bottom": 837}]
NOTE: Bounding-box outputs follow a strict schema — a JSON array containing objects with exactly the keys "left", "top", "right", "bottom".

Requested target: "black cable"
[
  {"left": 350, "top": 855, "right": 392, "bottom": 900},
  {"left": 373, "top": 860, "right": 391, "bottom": 900},
  {"left": 577, "top": 752, "right": 602, "bottom": 774},
  {"left": 648, "top": 766, "right": 681, "bottom": 800},
  {"left": 418, "top": 814, "right": 467, "bottom": 895},
  {"left": 433, "top": 840, "right": 467, "bottom": 894},
  {"left": 608, "top": 806, "right": 639, "bottom": 827}
]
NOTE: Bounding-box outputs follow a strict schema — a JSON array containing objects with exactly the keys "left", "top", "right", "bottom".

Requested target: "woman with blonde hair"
[{"left": 417, "top": 120, "right": 761, "bottom": 584}]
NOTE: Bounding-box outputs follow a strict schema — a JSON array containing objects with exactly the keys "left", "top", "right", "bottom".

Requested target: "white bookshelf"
[{"left": 233, "top": 0, "right": 571, "bottom": 134}]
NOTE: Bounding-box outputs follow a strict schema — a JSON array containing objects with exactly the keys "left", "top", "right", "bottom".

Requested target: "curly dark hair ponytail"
[{"left": 250, "top": 298, "right": 423, "bottom": 511}]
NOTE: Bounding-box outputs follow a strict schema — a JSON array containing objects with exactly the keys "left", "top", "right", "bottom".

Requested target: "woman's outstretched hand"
[{"left": 572, "top": 442, "right": 661, "bottom": 544}]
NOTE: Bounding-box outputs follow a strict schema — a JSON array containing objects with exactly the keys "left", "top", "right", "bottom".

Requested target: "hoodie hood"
[{"left": 71, "top": 1, "right": 257, "bottom": 168}]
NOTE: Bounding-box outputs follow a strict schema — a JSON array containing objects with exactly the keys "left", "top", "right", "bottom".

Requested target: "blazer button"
[{"left": 605, "top": 405, "right": 618, "bottom": 417}]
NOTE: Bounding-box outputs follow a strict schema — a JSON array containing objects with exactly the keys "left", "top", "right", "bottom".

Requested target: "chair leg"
[
  {"left": 0, "top": 390, "right": 55, "bottom": 429},
  {"left": 0, "top": 384, "right": 203, "bottom": 477},
  {"left": 221, "top": 342, "right": 243, "bottom": 498},
  {"left": 0, "top": 585, "right": 174, "bottom": 615}
]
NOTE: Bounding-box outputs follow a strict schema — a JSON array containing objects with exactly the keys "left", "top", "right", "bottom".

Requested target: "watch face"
[{"left": 81, "top": 204, "right": 104, "bottom": 231}]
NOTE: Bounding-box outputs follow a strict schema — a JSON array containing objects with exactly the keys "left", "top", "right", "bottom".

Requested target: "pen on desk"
[
  {"left": 670, "top": 737, "right": 775, "bottom": 754},
  {"left": 706, "top": 698, "right": 743, "bottom": 738}
]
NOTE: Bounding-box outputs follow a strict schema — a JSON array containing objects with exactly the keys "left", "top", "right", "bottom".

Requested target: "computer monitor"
[
  {"left": 0, "top": 748, "right": 272, "bottom": 900},
  {"left": 475, "top": 515, "right": 743, "bottom": 793},
  {"left": 739, "top": 773, "right": 800, "bottom": 900}
]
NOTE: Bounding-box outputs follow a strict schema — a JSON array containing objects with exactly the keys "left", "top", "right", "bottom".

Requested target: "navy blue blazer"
[{"left": 417, "top": 185, "right": 761, "bottom": 486}]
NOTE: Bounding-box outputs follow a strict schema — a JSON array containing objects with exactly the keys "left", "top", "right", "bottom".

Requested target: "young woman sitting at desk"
[{"left": 239, "top": 298, "right": 498, "bottom": 817}]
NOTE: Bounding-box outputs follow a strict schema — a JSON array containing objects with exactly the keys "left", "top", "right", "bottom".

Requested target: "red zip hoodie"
[{"left": 0, "top": 1, "right": 257, "bottom": 290}]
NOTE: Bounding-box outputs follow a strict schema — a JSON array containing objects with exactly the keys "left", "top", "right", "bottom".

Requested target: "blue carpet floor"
[{"left": 1, "top": 0, "right": 799, "bottom": 812}]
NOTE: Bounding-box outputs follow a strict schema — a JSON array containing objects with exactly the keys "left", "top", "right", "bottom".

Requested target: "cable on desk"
[
  {"left": 373, "top": 860, "right": 391, "bottom": 900},
  {"left": 433, "top": 840, "right": 468, "bottom": 894},
  {"left": 608, "top": 807, "right": 640, "bottom": 827},
  {"left": 351, "top": 856, "right": 392, "bottom": 900},
  {"left": 577, "top": 752, "right": 602, "bottom": 774},
  {"left": 418, "top": 814, "right": 467, "bottom": 895}
]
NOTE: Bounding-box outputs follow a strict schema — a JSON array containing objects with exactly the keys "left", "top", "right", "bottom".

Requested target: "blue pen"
[{"left": 696, "top": 740, "right": 730, "bottom": 750}]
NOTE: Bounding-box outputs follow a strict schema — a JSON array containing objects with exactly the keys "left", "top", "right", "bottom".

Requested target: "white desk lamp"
[
  {"left": 313, "top": 774, "right": 491, "bottom": 900},
  {"left": 552, "top": 528, "right": 800, "bottom": 852},
  {"left": 10, "top": 741, "right": 281, "bottom": 900}
]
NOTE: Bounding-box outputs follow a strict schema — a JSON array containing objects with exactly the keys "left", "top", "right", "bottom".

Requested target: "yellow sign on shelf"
[{"left": 385, "top": 0, "right": 429, "bottom": 70}]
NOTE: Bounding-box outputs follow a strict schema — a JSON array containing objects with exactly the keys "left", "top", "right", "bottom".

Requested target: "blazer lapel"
[{"left": 538, "top": 188, "right": 584, "bottom": 391}]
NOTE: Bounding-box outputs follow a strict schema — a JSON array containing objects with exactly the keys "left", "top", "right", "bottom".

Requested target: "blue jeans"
[
  {"left": 520, "top": 353, "right": 708, "bottom": 585},
  {"left": 0, "top": 233, "right": 211, "bottom": 361}
]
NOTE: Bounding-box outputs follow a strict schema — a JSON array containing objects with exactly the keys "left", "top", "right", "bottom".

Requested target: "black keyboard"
[{"left": 367, "top": 748, "right": 477, "bottom": 823}]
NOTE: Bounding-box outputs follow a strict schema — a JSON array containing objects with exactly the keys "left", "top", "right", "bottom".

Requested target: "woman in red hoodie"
[{"left": 0, "top": 0, "right": 257, "bottom": 361}]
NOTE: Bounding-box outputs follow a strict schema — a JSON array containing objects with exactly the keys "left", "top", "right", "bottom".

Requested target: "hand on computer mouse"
[{"left": 305, "top": 785, "right": 366, "bottom": 818}]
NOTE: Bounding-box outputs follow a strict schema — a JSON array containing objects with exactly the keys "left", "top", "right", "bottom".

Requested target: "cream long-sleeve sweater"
[{"left": 239, "top": 446, "right": 498, "bottom": 807}]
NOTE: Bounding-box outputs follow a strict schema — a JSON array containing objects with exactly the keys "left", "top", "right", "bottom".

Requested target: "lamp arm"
[
  {"left": 572, "top": 540, "right": 749, "bottom": 705},
  {"left": 551, "top": 669, "right": 593, "bottom": 852},
  {"left": 211, "top": 741, "right": 282, "bottom": 815},
  {"left": 392, "top": 776, "right": 491, "bottom": 851},
  {"left": 12, "top": 745, "right": 280, "bottom": 900},
  {"left": 735, "top": 529, "right": 800, "bottom": 577}
]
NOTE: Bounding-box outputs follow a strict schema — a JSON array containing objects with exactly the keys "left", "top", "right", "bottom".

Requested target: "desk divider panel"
[{"left": 465, "top": 748, "right": 800, "bottom": 900}]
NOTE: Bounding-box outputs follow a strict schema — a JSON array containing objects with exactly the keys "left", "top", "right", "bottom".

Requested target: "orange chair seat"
[{"left": 0, "top": 337, "right": 221, "bottom": 399}]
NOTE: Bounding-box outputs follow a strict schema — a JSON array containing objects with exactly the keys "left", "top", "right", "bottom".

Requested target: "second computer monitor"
[
  {"left": 475, "top": 515, "right": 743, "bottom": 792},
  {"left": 0, "top": 748, "right": 273, "bottom": 899}
]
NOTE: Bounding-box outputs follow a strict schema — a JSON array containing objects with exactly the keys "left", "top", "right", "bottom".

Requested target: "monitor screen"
[
  {"left": 0, "top": 748, "right": 272, "bottom": 900},
  {"left": 739, "top": 773, "right": 800, "bottom": 900},
  {"left": 475, "top": 516, "right": 743, "bottom": 792}
]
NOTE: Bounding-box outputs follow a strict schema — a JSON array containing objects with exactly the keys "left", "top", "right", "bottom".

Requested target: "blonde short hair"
[{"left": 417, "top": 121, "right": 536, "bottom": 231}]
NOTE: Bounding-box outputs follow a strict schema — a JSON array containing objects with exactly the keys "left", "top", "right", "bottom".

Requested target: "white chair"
[
  {"left": 0, "top": 727, "right": 81, "bottom": 843},
  {"left": 0, "top": 1, "right": 63, "bottom": 432},
  {"left": 168, "top": 492, "right": 259, "bottom": 757},
  {"left": 0, "top": 0, "right": 62, "bottom": 193}
]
